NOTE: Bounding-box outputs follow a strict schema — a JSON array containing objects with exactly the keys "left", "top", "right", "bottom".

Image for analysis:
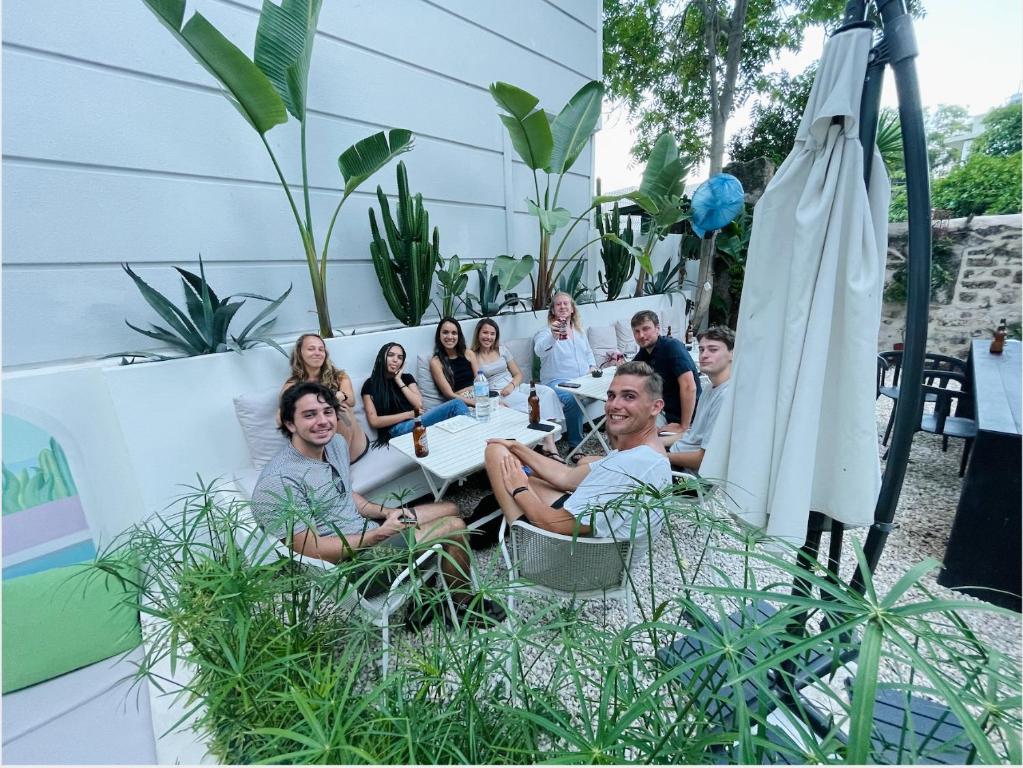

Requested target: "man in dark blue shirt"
[{"left": 631, "top": 310, "right": 701, "bottom": 434}]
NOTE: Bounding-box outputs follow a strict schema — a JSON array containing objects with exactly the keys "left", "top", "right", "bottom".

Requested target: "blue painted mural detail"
[{"left": 2, "top": 414, "right": 94, "bottom": 579}]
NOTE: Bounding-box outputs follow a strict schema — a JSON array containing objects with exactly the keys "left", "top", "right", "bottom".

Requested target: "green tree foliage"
[
  {"left": 728, "top": 66, "right": 816, "bottom": 165},
  {"left": 932, "top": 151, "right": 1022, "bottom": 218},
  {"left": 924, "top": 104, "right": 972, "bottom": 174},
  {"left": 975, "top": 103, "right": 1023, "bottom": 157}
]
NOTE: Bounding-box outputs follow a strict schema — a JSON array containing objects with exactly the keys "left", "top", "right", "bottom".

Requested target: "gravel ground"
[{"left": 435, "top": 398, "right": 1021, "bottom": 666}]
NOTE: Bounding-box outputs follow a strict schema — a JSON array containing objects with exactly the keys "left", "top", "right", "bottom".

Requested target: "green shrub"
[{"left": 932, "top": 152, "right": 1022, "bottom": 218}]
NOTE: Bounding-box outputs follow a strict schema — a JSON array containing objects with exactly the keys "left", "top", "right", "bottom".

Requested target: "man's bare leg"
[{"left": 484, "top": 443, "right": 580, "bottom": 534}]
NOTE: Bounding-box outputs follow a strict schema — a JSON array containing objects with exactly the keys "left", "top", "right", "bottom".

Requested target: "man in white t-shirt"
[
  {"left": 484, "top": 361, "right": 672, "bottom": 540},
  {"left": 666, "top": 325, "right": 734, "bottom": 473}
]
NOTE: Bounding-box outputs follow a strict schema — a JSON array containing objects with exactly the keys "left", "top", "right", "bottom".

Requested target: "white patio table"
[
  {"left": 389, "top": 407, "right": 561, "bottom": 501},
  {"left": 556, "top": 368, "right": 614, "bottom": 460}
]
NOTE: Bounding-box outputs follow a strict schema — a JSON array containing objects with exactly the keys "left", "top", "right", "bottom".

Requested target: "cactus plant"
[
  {"left": 595, "top": 185, "right": 636, "bottom": 301},
  {"left": 2, "top": 440, "right": 79, "bottom": 514},
  {"left": 369, "top": 162, "right": 439, "bottom": 326}
]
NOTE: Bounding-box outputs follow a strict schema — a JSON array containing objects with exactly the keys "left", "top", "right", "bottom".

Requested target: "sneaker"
[{"left": 449, "top": 597, "right": 507, "bottom": 628}]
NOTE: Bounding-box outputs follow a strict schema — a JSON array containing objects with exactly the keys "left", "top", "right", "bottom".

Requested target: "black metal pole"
[{"left": 853, "top": 0, "right": 932, "bottom": 589}]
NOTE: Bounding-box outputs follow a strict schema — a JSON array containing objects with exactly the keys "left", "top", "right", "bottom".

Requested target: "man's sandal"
[{"left": 533, "top": 445, "right": 566, "bottom": 464}]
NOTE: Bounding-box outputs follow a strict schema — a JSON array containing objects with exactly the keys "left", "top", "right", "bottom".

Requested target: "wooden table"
[
  {"left": 389, "top": 408, "right": 561, "bottom": 501},
  {"left": 556, "top": 369, "right": 614, "bottom": 460},
  {"left": 937, "top": 339, "right": 1021, "bottom": 611}
]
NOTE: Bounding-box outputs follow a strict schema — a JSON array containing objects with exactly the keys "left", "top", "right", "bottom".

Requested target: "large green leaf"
[
  {"left": 493, "top": 254, "right": 535, "bottom": 292},
  {"left": 338, "top": 129, "right": 414, "bottom": 204},
  {"left": 490, "top": 82, "right": 553, "bottom": 171},
  {"left": 550, "top": 81, "right": 603, "bottom": 175},
  {"left": 141, "top": 0, "right": 288, "bottom": 135},
  {"left": 639, "top": 133, "right": 689, "bottom": 207},
  {"left": 253, "top": 0, "right": 323, "bottom": 121},
  {"left": 526, "top": 201, "right": 572, "bottom": 234}
]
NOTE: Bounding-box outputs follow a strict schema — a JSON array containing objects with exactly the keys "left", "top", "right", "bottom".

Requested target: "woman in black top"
[
  {"left": 361, "top": 342, "right": 470, "bottom": 447},
  {"left": 429, "top": 317, "right": 479, "bottom": 407}
]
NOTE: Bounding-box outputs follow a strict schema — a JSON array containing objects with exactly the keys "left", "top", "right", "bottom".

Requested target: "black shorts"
[{"left": 551, "top": 492, "right": 572, "bottom": 510}]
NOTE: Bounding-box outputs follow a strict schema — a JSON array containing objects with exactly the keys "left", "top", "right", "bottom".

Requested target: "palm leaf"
[
  {"left": 338, "top": 129, "right": 414, "bottom": 204},
  {"left": 141, "top": 0, "right": 288, "bottom": 135},
  {"left": 550, "top": 81, "right": 603, "bottom": 175},
  {"left": 640, "top": 133, "right": 688, "bottom": 206},
  {"left": 490, "top": 82, "right": 553, "bottom": 171},
  {"left": 253, "top": 0, "right": 323, "bottom": 121},
  {"left": 875, "top": 107, "right": 904, "bottom": 172}
]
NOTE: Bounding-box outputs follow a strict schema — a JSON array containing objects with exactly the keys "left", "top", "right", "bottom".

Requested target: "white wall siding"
[{"left": 2, "top": 0, "right": 602, "bottom": 367}]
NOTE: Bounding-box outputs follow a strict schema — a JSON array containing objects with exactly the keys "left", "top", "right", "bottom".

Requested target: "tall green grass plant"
[{"left": 89, "top": 479, "right": 1021, "bottom": 764}]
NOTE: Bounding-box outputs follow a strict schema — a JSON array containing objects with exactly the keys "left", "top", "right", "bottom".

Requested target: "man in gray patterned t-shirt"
[{"left": 251, "top": 383, "right": 503, "bottom": 621}]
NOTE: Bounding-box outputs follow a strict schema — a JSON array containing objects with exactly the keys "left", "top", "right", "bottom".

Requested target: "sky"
[{"left": 595, "top": 0, "right": 1023, "bottom": 190}]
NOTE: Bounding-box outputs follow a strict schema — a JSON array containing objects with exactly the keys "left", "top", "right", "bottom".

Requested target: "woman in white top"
[
  {"left": 532, "top": 292, "right": 599, "bottom": 449},
  {"left": 471, "top": 318, "right": 565, "bottom": 459}
]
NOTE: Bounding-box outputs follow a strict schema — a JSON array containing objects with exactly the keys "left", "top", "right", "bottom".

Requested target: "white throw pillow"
[
  {"left": 615, "top": 319, "right": 640, "bottom": 356},
  {"left": 503, "top": 338, "right": 533, "bottom": 382},
  {"left": 233, "top": 386, "right": 288, "bottom": 469},
  {"left": 416, "top": 353, "right": 444, "bottom": 409},
  {"left": 587, "top": 324, "right": 618, "bottom": 361}
]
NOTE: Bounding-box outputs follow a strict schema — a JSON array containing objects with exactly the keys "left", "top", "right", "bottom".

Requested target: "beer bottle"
[
  {"left": 528, "top": 381, "right": 541, "bottom": 424},
  {"left": 666, "top": 325, "right": 673, "bottom": 337},
  {"left": 685, "top": 323, "right": 694, "bottom": 345},
  {"left": 412, "top": 409, "right": 429, "bottom": 457},
  {"left": 990, "top": 318, "right": 1007, "bottom": 354}
]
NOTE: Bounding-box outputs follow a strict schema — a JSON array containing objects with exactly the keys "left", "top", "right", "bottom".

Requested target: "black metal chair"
[
  {"left": 880, "top": 352, "right": 967, "bottom": 446},
  {"left": 919, "top": 370, "right": 977, "bottom": 477}
]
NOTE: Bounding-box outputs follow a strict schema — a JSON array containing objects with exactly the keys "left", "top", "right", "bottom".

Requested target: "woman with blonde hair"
[
  {"left": 532, "top": 292, "right": 598, "bottom": 450},
  {"left": 281, "top": 333, "right": 369, "bottom": 462},
  {"left": 471, "top": 318, "right": 565, "bottom": 459}
]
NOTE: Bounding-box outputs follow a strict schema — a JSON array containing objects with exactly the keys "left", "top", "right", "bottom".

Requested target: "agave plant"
[
  {"left": 369, "top": 162, "right": 439, "bottom": 327},
  {"left": 555, "top": 258, "right": 592, "bottom": 303},
  {"left": 140, "top": 0, "right": 412, "bottom": 337},
  {"left": 119, "top": 256, "right": 290, "bottom": 361},
  {"left": 465, "top": 256, "right": 534, "bottom": 317}
]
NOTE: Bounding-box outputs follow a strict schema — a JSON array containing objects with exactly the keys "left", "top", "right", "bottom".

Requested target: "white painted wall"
[{"left": 2, "top": 0, "right": 602, "bottom": 368}]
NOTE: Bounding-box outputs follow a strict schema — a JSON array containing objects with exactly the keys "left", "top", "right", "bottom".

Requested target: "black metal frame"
[{"left": 834, "top": 0, "right": 932, "bottom": 590}]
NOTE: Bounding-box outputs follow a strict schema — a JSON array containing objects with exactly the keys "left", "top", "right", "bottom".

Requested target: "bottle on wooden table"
[
  {"left": 412, "top": 409, "right": 429, "bottom": 457},
  {"left": 527, "top": 381, "right": 541, "bottom": 424},
  {"left": 473, "top": 371, "right": 491, "bottom": 421},
  {"left": 990, "top": 318, "right": 1007, "bottom": 354}
]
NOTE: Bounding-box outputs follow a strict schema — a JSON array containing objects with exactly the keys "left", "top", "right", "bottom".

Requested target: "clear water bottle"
[{"left": 473, "top": 371, "right": 490, "bottom": 421}]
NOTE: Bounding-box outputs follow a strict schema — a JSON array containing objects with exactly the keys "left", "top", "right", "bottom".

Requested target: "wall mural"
[{"left": 2, "top": 414, "right": 94, "bottom": 579}]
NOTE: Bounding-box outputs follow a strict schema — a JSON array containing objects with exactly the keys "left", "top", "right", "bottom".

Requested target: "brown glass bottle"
[
  {"left": 666, "top": 325, "right": 673, "bottom": 337},
  {"left": 412, "top": 409, "right": 429, "bottom": 457},
  {"left": 990, "top": 318, "right": 1007, "bottom": 354},
  {"left": 685, "top": 323, "right": 694, "bottom": 345},
  {"left": 527, "top": 381, "right": 541, "bottom": 424}
]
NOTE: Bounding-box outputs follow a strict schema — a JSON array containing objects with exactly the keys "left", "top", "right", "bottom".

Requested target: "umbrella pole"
[{"left": 852, "top": 0, "right": 932, "bottom": 591}]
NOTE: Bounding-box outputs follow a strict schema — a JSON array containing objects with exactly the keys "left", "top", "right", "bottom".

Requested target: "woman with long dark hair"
[
  {"left": 281, "top": 333, "right": 369, "bottom": 462},
  {"left": 361, "top": 342, "right": 469, "bottom": 447},
  {"left": 429, "top": 317, "right": 479, "bottom": 407}
]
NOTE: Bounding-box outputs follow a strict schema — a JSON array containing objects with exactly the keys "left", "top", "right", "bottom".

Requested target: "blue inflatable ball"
[{"left": 690, "top": 173, "right": 745, "bottom": 237}]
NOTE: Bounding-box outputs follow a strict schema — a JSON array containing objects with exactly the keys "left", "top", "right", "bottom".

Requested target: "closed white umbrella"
[{"left": 701, "top": 26, "right": 890, "bottom": 545}]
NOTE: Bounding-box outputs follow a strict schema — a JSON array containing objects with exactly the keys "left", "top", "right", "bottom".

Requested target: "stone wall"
[{"left": 880, "top": 214, "right": 1022, "bottom": 358}]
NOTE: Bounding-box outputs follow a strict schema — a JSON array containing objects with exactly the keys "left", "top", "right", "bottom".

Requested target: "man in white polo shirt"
[{"left": 483, "top": 361, "right": 672, "bottom": 540}]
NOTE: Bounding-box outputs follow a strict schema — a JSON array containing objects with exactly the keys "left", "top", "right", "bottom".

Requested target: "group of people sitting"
[{"left": 251, "top": 293, "right": 735, "bottom": 621}]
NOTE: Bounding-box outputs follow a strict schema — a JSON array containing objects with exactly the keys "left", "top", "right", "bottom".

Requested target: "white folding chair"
[
  {"left": 498, "top": 517, "right": 646, "bottom": 623},
  {"left": 233, "top": 503, "right": 457, "bottom": 676}
]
